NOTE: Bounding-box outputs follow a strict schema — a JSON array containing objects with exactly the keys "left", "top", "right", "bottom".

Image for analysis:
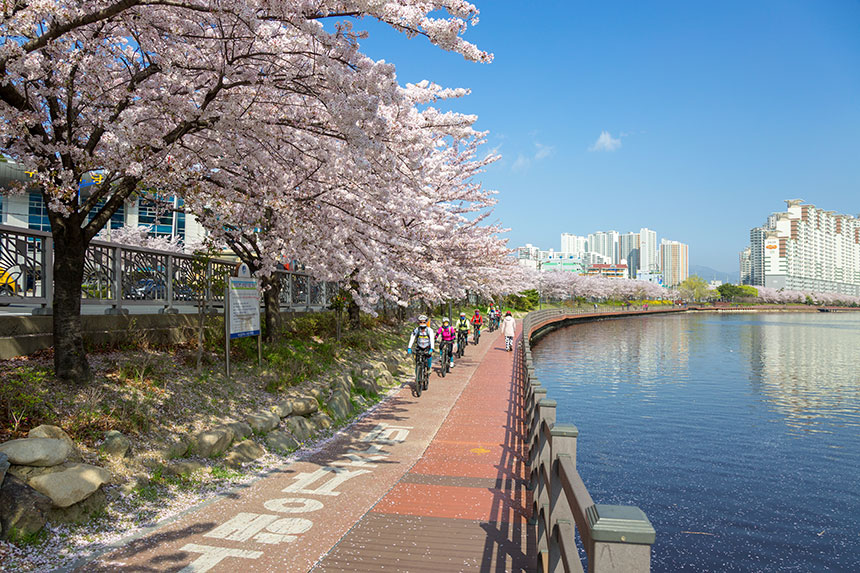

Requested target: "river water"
[{"left": 531, "top": 312, "right": 860, "bottom": 572}]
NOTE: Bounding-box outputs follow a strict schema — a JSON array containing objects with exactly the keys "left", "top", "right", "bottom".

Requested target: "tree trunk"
[
  {"left": 52, "top": 224, "right": 91, "bottom": 383},
  {"left": 262, "top": 274, "right": 282, "bottom": 342},
  {"left": 347, "top": 280, "right": 361, "bottom": 330}
]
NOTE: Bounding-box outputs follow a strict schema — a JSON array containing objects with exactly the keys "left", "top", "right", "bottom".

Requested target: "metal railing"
[
  {"left": 0, "top": 224, "right": 336, "bottom": 314},
  {"left": 522, "top": 310, "right": 656, "bottom": 572}
]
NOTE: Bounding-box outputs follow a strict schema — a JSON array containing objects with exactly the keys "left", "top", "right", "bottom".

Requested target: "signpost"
[{"left": 225, "top": 263, "right": 262, "bottom": 377}]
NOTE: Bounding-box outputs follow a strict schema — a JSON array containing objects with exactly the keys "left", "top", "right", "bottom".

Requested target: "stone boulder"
[
  {"left": 353, "top": 395, "right": 370, "bottom": 410},
  {"left": 28, "top": 425, "right": 76, "bottom": 452},
  {"left": 221, "top": 421, "right": 252, "bottom": 441},
  {"left": 306, "top": 386, "right": 326, "bottom": 401},
  {"left": 28, "top": 463, "right": 111, "bottom": 508},
  {"left": 246, "top": 411, "right": 280, "bottom": 434},
  {"left": 164, "top": 460, "right": 206, "bottom": 477},
  {"left": 327, "top": 388, "right": 353, "bottom": 421},
  {"left": 289, "top": 396, "right": 319, "bottom": 416},
  {"left": 102, "top": 430, "right": 131, "bottom": 459},
  {"left": 265, "top": 430, "right": 299, "bottom": 454},
  {"left": 0, "top": 452, "right": 9, "bottom": 486},
  {"left": 48, "top": 489, "right": 107, "bottom": 524},
  {"left": 162, "top": 437, "right": 189, "bottom": 460},
  {"left": 191, "top": 428, "right": 233, "bottom": 458},
  {"left": 274, "top": 400, "right": 293, "bottom": 418},
  {"left": 0, "top": 474, "right": 52, "bottom": 540},
  {"left": 8, "top": 462, "right": 69, "bottom": 482},
  {"left": 331, "top": 373, "right": 352, "bottom": 393},
  {"left": 352, "top": 375, "right": 379, "bottom": 396},
  {"left": 310, "top": 412, "right": 334, "bottom": 431},
  {"left": 284, "top": 416, "right": 315, "bottom": 442},
  {"left": 376, "top": 369, "right": 395, "bottom": 387},
  {"left": 0, "top": 437, "right": 71, "bottom": 467},
  {"left": 224, "top": 441, "right": 265, "bottom": 469}
]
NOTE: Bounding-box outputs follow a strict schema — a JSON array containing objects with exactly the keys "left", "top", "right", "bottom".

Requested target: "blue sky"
[{"left": 351, "top": 1, "right": 860, "bottom": 273}]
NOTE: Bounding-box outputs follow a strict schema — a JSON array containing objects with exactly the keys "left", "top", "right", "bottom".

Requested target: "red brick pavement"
[{"left": 78, "top": 323, "right": 533, "bottom": 572}]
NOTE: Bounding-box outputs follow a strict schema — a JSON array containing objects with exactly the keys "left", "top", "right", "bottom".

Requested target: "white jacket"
[{"left": 502, "top": 315, "right": 516, "bottom": 337}]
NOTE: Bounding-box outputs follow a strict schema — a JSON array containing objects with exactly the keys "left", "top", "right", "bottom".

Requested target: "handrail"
[
  {"left": 0, "top": 224, "right": 337, "bottom": 314},
  {"left": 521, "top": 310, "right": 656, "bottom": 572}
]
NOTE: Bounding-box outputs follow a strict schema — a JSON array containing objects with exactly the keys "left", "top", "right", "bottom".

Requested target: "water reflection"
[
  {"left": 743, "top": 314, "right": 860, "bottom": 434},
  {"left": 532, "top": 312, "right": 860, "bottom": 571}
]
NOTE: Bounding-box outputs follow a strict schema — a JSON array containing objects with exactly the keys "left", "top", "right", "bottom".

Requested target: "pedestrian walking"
[{"left": 502, "top": 311, "right": 516, "bottom": 352}]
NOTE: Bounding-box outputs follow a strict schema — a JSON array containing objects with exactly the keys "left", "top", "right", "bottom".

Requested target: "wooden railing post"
[{"left": 586, "top": 505, "right": 655, "bottom": 573}]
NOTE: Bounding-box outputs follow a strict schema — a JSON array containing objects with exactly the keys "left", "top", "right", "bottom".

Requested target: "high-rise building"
[
  {"left": 639, "top": 228, "right": 658, "bottom": 273},
  {"left": 560, "top": 233, "right": 588, "bottom": 256},
  {"left": 659, "top": 239, "right": 689, "bottom": 288},
  {"left": 618, "top": 232, "right": 640, "bottom": 278},
  {"left": 739, "top": 246, "right": 752, "bottom": 285},
  {"left": 588, "top": 230, "right": 619, "bottom": 264},
  {"left": 746, "top": 200, "right": 860, "bottom": 296}
]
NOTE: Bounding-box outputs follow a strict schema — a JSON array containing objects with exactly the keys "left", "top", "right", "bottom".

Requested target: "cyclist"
[
  {"left": 470, "top": 309, "right": 483, "bottom": 344},
  {"left": 435, "top": 317, "right": 457, "bottom": 371},
  {"left": 407, "top": 314, "right": 434, "bottom": 377},
  {"left": 456, "top": 312, "right": 470, "bottom": 356},
  {"left": 491, "top": 305, "right": 501, "bottom": 330}
]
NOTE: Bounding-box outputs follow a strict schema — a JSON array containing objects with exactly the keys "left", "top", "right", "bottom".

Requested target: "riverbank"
[{"left": 0, "top": 313, "right": 414, "bottom": 571}]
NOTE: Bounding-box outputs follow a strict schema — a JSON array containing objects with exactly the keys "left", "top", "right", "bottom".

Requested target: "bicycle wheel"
[
  {"left": 414, "top": 358, "right": 422, "bottom": 397},
  {"left": 441, "top": 346, "right": 448, "bottom": 377},
  {"left": 422, "top": 357, "right": 429, "bottom": 390}
]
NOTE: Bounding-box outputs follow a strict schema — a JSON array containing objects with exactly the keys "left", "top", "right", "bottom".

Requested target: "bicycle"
[
  {"left": 439, "top": 341, "right": 452, "bottom": 377},
  {"left": 456, "top": 330, "right": 468, "bottom": 358},
  {"left": 472, "top": 326, "right": 481, "bottom": 345},
  {"left": 413, "top": 348, "right": 430, "bottom": 395}
]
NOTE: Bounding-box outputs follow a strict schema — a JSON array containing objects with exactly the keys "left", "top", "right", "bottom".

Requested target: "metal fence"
[
  {"left": 0, "top": 224, "right": 336, "bottom": 314},
  {"left": 522, "top": 309, "right": 656, "bottom": 572}
]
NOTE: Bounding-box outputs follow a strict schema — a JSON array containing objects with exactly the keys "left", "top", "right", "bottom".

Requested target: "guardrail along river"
[{"left": 531, "top": 312, "right": 860, "bottom": 571}]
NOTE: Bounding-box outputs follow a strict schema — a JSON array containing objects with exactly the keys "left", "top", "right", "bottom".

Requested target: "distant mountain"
[{"left": 690, "top": 265, "right": 739, "bottom": 284}]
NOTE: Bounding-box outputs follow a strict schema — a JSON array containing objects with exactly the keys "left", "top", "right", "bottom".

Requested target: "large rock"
[
  {"left": 352, "top": 375, "right": 380, "bottom": 396},
  {"left": 8, "top": 462, "right": 68, "bottom": 482},
  {"left": 221, "top": 421, "right": 252, "bottom": 441},
  {"left": 165, "top": 460, "right": 206, "bottom": 477},
  {"left": 274, "top": 400, "right": 293, "bottom": 418},
  {"left": 162, "top": 437, "right": 189, "bottom": 460},
  {"left": 0, "top": 474, "right": 51, "bottom": 540},
  {"left": 327, "top": 389, "right": 353, "bottom": 421},
  {"left": 331, "top": 373, "right": 352, "bottom": 393},
  {"left": 48, "top": 489, "right": 107, "bottom": 524},
  {"left": 310, "top": 412, "right": 334, "bottom": 431},
  {"left": 28, "top": 425, "right": 76, "bottom": 451},
  {"left": 265, "top": 430, "right": 299, "bottom": 454},
  {"left": 377, "top": 369, "right": 395, "bottom": 387},
  {"left": 0, "top": 437, "right": 71, "bottom": 467},
  {"left": 284, "top": 416, "right": 315, "bottom": 442},
  {"left": 28, "top": 463, "right": 111, "bottom": 508},
  {"left": 102, "top": 430, "right": 131, "bottom": 459},
  {"left": 246, "top": 411, "right": 280, "bottom": 434},
  {"left": 224, "top": 441, "right": 265, "bottom": 468},
  {"left": 0, "top": 452, "right": 9, "bottom": 486},
  {"left": 289, "top": 396, "right": 318, "bottom": 416},
  {"left": 191, "top": 428, "right": 233, "bottom": 458}
]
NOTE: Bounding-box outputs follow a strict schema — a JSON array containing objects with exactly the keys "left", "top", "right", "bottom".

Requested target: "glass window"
[
  {"left": 28, "top": 192, "right": 51, "bottom": 231},
  {"left": 138, "top": 196, "right": 185, "bottom": 241}
]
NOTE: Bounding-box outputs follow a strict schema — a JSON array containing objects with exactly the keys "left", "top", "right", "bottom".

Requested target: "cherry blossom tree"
[{"left": 0, "top": 0, "right": 490, "bottom": 382}]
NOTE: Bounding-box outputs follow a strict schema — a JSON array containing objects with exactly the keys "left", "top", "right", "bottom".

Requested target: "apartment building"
[
  {"left": 659, "top": 239, "right": 689, "bottom": 288},
  {"left": 747, "top": 200, "right": 860, "bottom": 296}
]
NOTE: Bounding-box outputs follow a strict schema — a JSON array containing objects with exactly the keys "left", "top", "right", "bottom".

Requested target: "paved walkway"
[{"left": 83, "top": 324, "right": 534, "bottom": 572}]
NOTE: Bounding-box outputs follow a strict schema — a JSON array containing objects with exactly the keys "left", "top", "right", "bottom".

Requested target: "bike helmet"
[
  {"left": 442, "top": 317, "right": 450, "bottom": 324},
  {"left": 460, "top": 312, "right": 466, "bottom": 318},
  {"left": 418, "top": 314, "right": 428, "bottom": 324},
  {"left": 474, "top": 309, "right": 480, "bottom": 314}
]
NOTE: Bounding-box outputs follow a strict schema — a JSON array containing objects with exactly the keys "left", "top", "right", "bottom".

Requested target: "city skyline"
[{"left": 352, "top": 1, "right": 860, "bottom": 273}]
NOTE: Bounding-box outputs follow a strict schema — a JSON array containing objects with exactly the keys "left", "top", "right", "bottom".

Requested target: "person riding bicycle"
[
  {"left": 435, "top": 317, "right": 456, "bottom": 370},
  {"left": 456, "top": 312, "right": 470, "bottom": 353},
  {"left": 407, "top": 314, "right": 434, "bottom": 371},
  {"left": 487, "top": 304, "right": 498, "bottom": 330},
  {"left": 470, "top": 309, "right": 483, "bottom": 342}
]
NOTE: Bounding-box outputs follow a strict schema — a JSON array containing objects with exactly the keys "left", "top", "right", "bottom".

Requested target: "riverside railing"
[
  {"left": 0, "top": 224, "right": 335, "bottom": 314},
  {"left": 522, "top": 309, "right": 656, "bottom": 572}
]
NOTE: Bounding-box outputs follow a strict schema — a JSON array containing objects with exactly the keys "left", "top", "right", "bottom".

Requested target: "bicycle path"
[{"left": 81, "top": 324, "right": 533, "bottom": 572}]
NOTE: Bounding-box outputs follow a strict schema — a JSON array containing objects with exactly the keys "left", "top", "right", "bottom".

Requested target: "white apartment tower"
[
  {"left": 588, "top": 230, "right": 619, "bottom": 264},
  {"left": 747, "top": 200, "right": 860, "bottom": 296},
  {"left": 639, "top": 228, "right": 658, "bottom": 273},
  {"left": 560, "top": 233, "right": 588, "bottom": 257},
  {"left": 739, "top": 246, "right": 752, "bottom": 285}
]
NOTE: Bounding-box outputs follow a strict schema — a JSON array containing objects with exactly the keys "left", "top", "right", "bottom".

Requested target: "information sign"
[{"left": 228, "top": 277, "right": 260, "bottom": 339}]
